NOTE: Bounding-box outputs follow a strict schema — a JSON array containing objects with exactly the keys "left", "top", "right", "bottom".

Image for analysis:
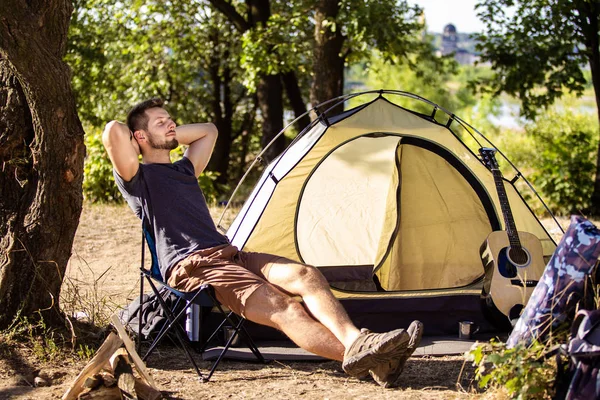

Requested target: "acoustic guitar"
[{"left": 479, "top": 147, "right": 546, "bottom": 323}]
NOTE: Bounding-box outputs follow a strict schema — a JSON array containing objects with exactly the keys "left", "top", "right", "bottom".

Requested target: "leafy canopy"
[{"left": 473, "top": 0, "right": 592, "bottom": 118}]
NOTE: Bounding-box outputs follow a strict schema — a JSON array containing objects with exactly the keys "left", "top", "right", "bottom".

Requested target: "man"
[{"left": 103, "top": 98, "right": 423, "bottom": 388}]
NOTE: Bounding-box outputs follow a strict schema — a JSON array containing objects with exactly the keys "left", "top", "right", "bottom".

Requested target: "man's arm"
[
  {"left": 176, "top": 123, "right": 218, "bottom": 177},
  {"left": 102, "top": 120, "right": 140, "bottom": 181}
]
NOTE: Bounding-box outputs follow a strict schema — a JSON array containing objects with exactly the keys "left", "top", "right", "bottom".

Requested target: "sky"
[{"left": 410, "top": 0, "right": 486, "bottom": 34}]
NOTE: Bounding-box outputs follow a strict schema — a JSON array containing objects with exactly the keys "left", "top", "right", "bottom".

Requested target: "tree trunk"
[
  {"left": 233, "top": 97, "right": 258, "bottom": 183},
  {"left": 256, "top": 75, "right": 285, "bottom": 161},
  {"left": 249, "top": 0, "right": 286, "bottom": 162},
  {"left": 210, "top": 0, "right": 303, "bottom": 161},
  {"left": 207, "top": 32, "right": 233, "bottom": 192},
  {"left": 281, "top": 72, "right": 310, "bottom": 133},
  {"left": 589, "top": 61, "right": 600, "bottom": 217},
  {"left": 0, "top": 1, "right": 86, "bottom": 329},
  {"left": 311, "top": 0, "right": 346, "bottom": 115},
  {"left": 583, "top": 2, "right": 600, "bottom": 216}
]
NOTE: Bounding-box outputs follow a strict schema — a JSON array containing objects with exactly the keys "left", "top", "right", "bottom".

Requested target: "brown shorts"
[{"left": 166, "top": 244, "right": 286, "bottom": 317}]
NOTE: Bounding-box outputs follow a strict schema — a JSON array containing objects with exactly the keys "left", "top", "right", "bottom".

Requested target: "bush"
[
  {"left": 486, "top": 107, "right": 598, "bottom": 216},
  {"left": 83, "top": 127, "right": 220, "bottom": 204},
  {"left": 525, "top": 109, "right": 598, "bottom": 215},
  {"left": 469, "top": 338, "right": 568, "bottom": 399}
]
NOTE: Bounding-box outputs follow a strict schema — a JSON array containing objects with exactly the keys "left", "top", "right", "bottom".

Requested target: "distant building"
[
  {"left": 441, "top": 24, "right": 458, "bottom": 56},
  {"left": 437, "top": 23, "right": 479, "bottom": 65}
]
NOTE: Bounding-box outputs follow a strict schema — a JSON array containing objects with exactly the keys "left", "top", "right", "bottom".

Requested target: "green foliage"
[
  {"left": 469, "top": 338, "right": 567, "bottom": 399},
  {"left": 238, "top": 0, "right": 435, "bottom": 94},
  {"left": 477, "top": 103, "right": 597, "bottom": 216},
  {"left": 339, "top": 0, "right": 426, "bottom": 65},
  {"left": 68, "top": 0, "right": 260, "bottom": 194},
  {"left": 67, "top": 0, "right": 219, "bottom": 125},
  {"left": 525, "top": 108, "right": 598, "bottom": 215},
  {"left": 473, "top": 0, "right": 593, "bottom": 119},
  {"left": 240, "top": 11, "right": 311, "bottom": 92},
  {"left": 197, "top": 170, "right": 220, "bottom": 205},
  {"left": 357, "top": 53, "right": 475, "bottom": 117},
  {"left": 3, "top": 311, "right": 61, "bottom": 362},
  {"left": 76, "top": 344, "right": 96, "bottom": 361}
]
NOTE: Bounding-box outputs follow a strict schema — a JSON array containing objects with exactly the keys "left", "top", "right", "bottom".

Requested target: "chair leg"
[
  {"left": 137, "top": 271, "right": 144, "bottom": 355},
  {"left": 142, "top": 297, "right": 187, "bottom": 361},
  {"left": 145, "top": 277, "right": 206, "bottom": 380},
  {"left": 211, "top": 301, "right": 265, "bottom": 363},
  {"left": 137, "top": 279, "right": 265, "bottom": 382},
  {"left": 237, "top": 320, "right": 266, "bottom": 363}
]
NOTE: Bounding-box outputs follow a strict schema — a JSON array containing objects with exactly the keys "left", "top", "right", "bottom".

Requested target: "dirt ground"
[{"left": 0, "top": 203, "right": 574, "bottom": 399}]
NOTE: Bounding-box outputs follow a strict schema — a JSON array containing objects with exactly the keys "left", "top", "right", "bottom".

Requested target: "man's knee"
[{"left": 295, "top": 264, "right": 328, "bottom": 290}]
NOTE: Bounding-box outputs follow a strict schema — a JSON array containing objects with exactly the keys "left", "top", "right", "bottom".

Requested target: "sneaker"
[
  {"left": 342, "top": 328, "right": 410, "bottom": 378},
  {"left": 369, "top": 320, "right": 424, "bottom": 388}
]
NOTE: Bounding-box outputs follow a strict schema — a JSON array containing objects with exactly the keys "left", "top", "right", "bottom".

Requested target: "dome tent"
[{"left": 219, "top": 90, "right": 559, "bottom": 335}]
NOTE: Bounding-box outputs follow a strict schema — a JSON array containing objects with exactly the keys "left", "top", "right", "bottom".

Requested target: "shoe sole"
[
  {"left": 343, "top": 329, "right": 410, "bottom": 378},
  {"left": 380, "top": 321, "right": 424, "bottom": 388}
]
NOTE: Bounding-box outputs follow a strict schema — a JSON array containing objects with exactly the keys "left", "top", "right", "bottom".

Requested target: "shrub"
[
  {"left": 525, "top": 109, "right": 598, "bottom": 215},
  {"left": 469, "top": 337, "right": 568, "bottom": 399}
]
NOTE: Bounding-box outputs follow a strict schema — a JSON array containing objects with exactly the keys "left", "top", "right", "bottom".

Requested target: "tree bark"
[
  {"left": 207, "top": 44, "right": 234, "bottom": 190},
  {"left": 256, "top": 74, "right": 285, "bottom": 161},
  {"left": 0, "top": 1, "right": 86, "bottom": 328},
  {"left": 311, "top": 0, "right": 345, "bottom": 115},
  {"left": 282, "top": 72, "right": 310, "bottom": 133},
  {"left": 209, "top": 0, "right": 291, "bottom": 162},
  {"left": 248, "top": 0, "right": 286, "bottom": 162},
  {"left": 588, "top": 55, "right": 600, "bottom": 217},
  {"left": 581, "top": 1, "right": 600, "bottom": 216}
]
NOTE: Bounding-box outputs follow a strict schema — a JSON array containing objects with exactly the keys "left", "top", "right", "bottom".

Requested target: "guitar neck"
[{"left": 492, "top": 170, "right": 521, "bottom": 248}]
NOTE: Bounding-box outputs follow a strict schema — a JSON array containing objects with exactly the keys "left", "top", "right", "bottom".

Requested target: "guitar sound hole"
[{"left": 507, "top": 247, "right": 530, "bottom": 267}]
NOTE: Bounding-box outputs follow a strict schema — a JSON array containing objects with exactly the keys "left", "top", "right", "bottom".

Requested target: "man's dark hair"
[{"left": 127, "top": 98, "right": 164, "bottom": 132}]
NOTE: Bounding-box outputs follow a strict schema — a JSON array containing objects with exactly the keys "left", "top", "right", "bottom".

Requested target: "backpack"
[
  {"left": 555, "top": 308, "right": 600, "bottom": 400},
  {"left": 118, "top": 286, "right": 184, "bottom": 340}
]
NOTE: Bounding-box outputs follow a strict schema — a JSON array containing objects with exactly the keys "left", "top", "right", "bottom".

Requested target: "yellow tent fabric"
[{"left": 237, "top": 97, "right": 556, "bottom": 292}]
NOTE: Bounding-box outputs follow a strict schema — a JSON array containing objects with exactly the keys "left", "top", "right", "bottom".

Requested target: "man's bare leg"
[
  {"left": 243, "top": 284, "right": 345, "bottom": 360},
  {"left": 265, "top": 261, "right": 361, "bottom": 348}
]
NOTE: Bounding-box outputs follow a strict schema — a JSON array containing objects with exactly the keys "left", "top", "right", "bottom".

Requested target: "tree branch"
[{"left": 206, "top": 0, "right": 250, "bottom": 32}]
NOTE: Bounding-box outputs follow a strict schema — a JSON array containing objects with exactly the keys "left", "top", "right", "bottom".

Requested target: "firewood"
[
  {"left": 98, "top": 371, "right": 117, "bottom": 387},
  {"left": 134, "top": 378, "right": 163, "bottom": 400},
  {"left": 83, "top": 375, "right": 102, "bottom": 390},
  {"left": 62, "top": 333, "right": 124, "bottom": 400},
  {"left": 109, "top": 348, "right": 131, "bottom": 370},
  {"left": 110, "top": 348, "right": 137, "bottom": 399},
  {"left": 77, "top": 385, "right": 122, "bottom": 400},
  {"left": 110, "top": 315, "right": 157, "bottom": 389}
]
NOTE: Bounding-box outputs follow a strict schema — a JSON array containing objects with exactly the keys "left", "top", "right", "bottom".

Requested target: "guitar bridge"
[{"left": 510, "top": 279, "right": 538, "bottom": 287}]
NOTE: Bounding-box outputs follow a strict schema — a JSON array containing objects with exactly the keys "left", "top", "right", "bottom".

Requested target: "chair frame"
[{"left": 136, "top": 224, "right": 265, "bottom": 382}]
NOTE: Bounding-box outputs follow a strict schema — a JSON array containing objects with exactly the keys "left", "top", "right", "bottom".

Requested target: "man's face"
[{"left": 144, "top": 107, "right": 178, "bottom": 150}]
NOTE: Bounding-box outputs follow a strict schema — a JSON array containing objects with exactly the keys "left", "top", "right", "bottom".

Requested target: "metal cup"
[
  {"left": 223, "top": 326, "right": 242, "bottom": 347},
  {"left": 458, "top": 321, "right": 480, "bottom": 340}
]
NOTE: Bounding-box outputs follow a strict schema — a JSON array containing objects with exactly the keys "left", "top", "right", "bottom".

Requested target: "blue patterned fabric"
[{"left": 507, "top": 216, "right": 600, "bottom": 348}]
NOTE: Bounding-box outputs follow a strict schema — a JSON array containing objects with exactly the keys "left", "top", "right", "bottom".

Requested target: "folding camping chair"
[{"left": 136, "top": 219, "right": 265, "bottom": 382}]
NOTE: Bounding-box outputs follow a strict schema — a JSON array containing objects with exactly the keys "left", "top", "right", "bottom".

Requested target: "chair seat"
[{"left": 134, "top": 226, "right": 265, "bottom": 382}]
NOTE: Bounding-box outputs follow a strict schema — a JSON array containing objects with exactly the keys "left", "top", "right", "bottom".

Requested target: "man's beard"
[{"left": 147, "top": 132, "right": 179, "bottom": 150}]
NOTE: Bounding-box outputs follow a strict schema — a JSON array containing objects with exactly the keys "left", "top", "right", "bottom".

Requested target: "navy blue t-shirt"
[{"left": 113, "top": 157, "right": 229, "bottom": 279}]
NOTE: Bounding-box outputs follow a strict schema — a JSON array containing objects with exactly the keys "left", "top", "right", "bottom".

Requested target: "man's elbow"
[
  {"left": 102, "top": 121, "right": 119, "bottom": 145},
  {"left": 207, "top": 122, "right": 218, "bottom": 137}
]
